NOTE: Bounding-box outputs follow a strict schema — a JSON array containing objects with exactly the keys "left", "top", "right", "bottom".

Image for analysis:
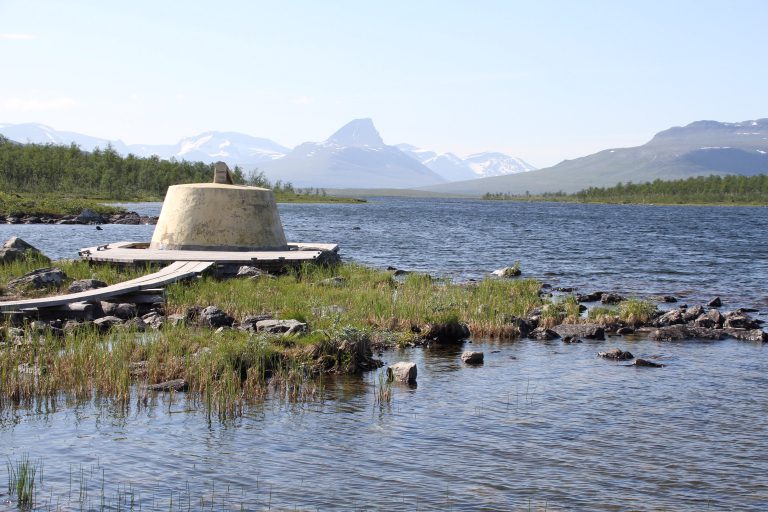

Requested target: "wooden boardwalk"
[
  {"left": 0, "top": 260, "right": 213, "bottom": 313},
  {"left": 78, "top": 241, "right": 339, "bottom": 267}
]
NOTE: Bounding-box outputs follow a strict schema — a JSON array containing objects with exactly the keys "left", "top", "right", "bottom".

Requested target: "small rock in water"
[
  {"left": 598, "top": 348, "right": 634, "bottom": 360},
  {"left": 461, "top": 351, "right": 484, "bottom": 364},
  {"left": 577, "top": 291, "right": 605, "bottom": 302},
  {"left": 492, "top": 266, "right": 521, "bottom": 278},
  {"left": 552, "top": 323, "right": 605, "bottom": 340},
  {"left": 148, "top": 379, "right": 188, "bottom": 392},
  {"left": 529, "top": 327, "right": 559, "bottom": 341},
  {"left": 707, "top": 297, "right": 722, "bottom": 307},
  {"left": 616, "top": 326, "right": 635, "bottom": 335},
  {"left": 562, "top": 336, "right": 582, "bottom": 343},
  {"left": 387, "top": 362, "right": 417, "bottom": 383},
  {"left": 633, "top": 359, "right": 664, "bottom": 368},
  {"left": 600, "top": 293, "right": 624, "bottom": 305}
]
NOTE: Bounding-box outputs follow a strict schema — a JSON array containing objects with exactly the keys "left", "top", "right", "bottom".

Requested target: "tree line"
[
  {"left": 0, "top": 136, "right": 334, "bottom": 201},
  {"left": 483, "top": 174, "right": 768, "bottom": 205}
]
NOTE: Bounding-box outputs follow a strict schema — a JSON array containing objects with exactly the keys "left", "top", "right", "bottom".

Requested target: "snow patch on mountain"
[{"left": 464, "top": 152, "right": 537, "bottom": 178}]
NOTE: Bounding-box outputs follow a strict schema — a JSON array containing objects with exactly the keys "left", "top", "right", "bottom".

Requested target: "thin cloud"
[
  {"left": 0, "top": 97, "right": 76, "bottom": 111},
  {"left": 0, "top": 33, "right": 36, "bottom": 40},
  {"left": 293, "top": 96, "right": 315, "bottom": 105}
]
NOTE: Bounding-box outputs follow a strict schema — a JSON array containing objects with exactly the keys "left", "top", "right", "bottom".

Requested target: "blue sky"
[{"left": 1, "top": 0, "right": 766, "bottom": 167}]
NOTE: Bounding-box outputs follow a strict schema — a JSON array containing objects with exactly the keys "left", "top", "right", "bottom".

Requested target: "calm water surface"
[{"left": 1, "top": 198, "right": 767, "bottom": 510}]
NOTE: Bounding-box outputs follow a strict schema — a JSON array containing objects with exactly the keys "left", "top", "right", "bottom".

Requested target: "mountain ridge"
[
  {"left": 0, "top": 120, "right": 532, "bottom": 188},
  {"left": 419, "top": 118, "right": 768, "bottom": 196}
]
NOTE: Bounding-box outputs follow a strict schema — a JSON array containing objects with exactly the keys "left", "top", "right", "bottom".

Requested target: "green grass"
[
  {"left": 165, "top": 263, "right": 543, "bottom": 338},
  {"left": 273, "top": 192, "right": 366, "bottom": 204},
  {"left": 0, "top": 191, "right": 125, "bottom": 217},
  {"left": 0, "top": 262, "right": 548, "bottom": 416},
  {"left": 7, "top": 454, "right": 39, "bottom": 509},
  {"left": 587, "top": 298, "right": 657, "bottom": 326},
  {"left": 0, "top": 257, "right": 153, "bottom": 298}
]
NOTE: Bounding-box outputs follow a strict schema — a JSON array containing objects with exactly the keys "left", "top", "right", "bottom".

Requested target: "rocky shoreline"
[
  {"left": 1, "top": 240, "right": 766, "bottom": 358},
  {"left": 1, "top": 209, "right": 158, "bottom": 225}
]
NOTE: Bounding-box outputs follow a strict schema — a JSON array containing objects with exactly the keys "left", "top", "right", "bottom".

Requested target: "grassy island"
[
  {"left": 0, "top": 257, "right": 548, "bottom": 416},
  {"left": 483, "top": 174, "right": 768, "bottom": 206}
]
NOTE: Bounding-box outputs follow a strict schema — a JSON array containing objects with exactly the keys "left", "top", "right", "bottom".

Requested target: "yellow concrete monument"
[{"left": 149, "top": 162, "right": 288, "bottom": 251}]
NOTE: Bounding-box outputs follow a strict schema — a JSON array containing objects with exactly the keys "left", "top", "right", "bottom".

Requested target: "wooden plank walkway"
[
  {"left": 78, "top": 241, "right": 339, "bottom": 265},
  {"left": 0, "top": 260, "right": 213, "bottom": 313}
]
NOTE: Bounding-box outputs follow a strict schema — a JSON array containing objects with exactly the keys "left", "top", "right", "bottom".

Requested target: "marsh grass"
[
  {"left": 166, "top": 263, "right": 543, "bottom": 339},
  {"left": 618, "top": 298, "right": 658, "bottom": 326},
  {"left": 1, "top": 262, "right": 546, "bottom": 416},
  {"left": 538, "top": 296, "right": 581, "bottom": 328},
  {"left": 6, "top": 454, "right": 40, "bottom": 509},
  {"left": 374, "top": 370, "right": 393, "bottom": 406},
  {"left": 587, "top": 298, "right": 657, "bottom": 326}
]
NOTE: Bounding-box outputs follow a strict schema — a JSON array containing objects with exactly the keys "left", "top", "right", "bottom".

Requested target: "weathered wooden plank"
[
  {"left": 0, "top": 261, "right": 213, "bottom": 313},
  {"left": 78, "top": 241, "right": 338, "bottom": 265}
]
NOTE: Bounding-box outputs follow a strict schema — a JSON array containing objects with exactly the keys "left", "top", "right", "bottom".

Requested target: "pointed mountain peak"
[{"left": 326, "top": 118, "right": 384, "bottom": 147}]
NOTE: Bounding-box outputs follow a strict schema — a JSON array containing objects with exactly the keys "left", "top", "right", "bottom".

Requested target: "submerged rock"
[
  {"left": 633, "top": 358, "right": 664, "bottom": 368},
  {"left": 600, "top": 293, "right": 624, "bottom": 305},
  {"left": 422, "top": 321, "right": 470, "bottom": 343},
  {"left": 529, "top": 327, "right": 559, "bottom": 340},
  {"left": 652, "top": 324, "right": 724, "bottom": 341},
  {"left": 598, "top": 348, "right": 634, "bottom": 360},
  {"left": 723, "top": 311, "right": 762, "bottom": 330},
  {"left": 491, "top": 266, "right": 521, "bottom": 278},
  {"left": 148, "top": 379, "right": 188, "bottom": 392},
  {"left": 654, "top": 308, "right": 685, "bottom": 327},
  {"left": 552, "top": 323, "right": 606, "bottom": 340},
  {"left": 722, "top": 328, "right": 767, "bottom": 342},
  {"left": 387, "top": 362, "right": 417, "bottom": 383},
  {"left": 576, "top": 291, "right": 605, "bottom": 302},
  {"left": 461, "top": 351, "right": 484, "bottom": 365}
]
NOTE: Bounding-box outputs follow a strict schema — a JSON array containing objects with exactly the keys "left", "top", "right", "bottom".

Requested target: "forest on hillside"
[
  {"left": 483, "top": 174, "right": 768, "bottom": 205},
  {"left": 0, "top": 136, "right": 241, "bottom": 199}
]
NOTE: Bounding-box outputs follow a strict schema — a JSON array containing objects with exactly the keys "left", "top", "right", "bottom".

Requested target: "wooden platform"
[
  {"left": 0, "top": 260, "right": 213, "bottom": 314},
  {"left": 78, "top": 241, "right": 339, "bottom": 268}
]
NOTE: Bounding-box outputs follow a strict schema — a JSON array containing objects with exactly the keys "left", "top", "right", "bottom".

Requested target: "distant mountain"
[
  {"left": 0, "top": 123, "right": 129, "bottom": 153},
  {"left": 397, "top": 144, "right": 536, "bottom": 182},
  {"left": 258, "top": 119, "right": 447, "bottom": 189},
  {"left": 0, "top": 120, "right": 538, "bottom": 188},
  {"left": 463, "top": 152, "right": 536, "bottom": 177},
  {"left": 420, "top": 119, "right": 768, "bottom": 196},
  {"left": 0, "top": 123, "right": 289, "bottom": 166}
]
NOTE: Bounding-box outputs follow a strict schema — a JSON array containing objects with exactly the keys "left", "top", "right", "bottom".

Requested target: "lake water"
[{"left": 2, "top": 198, "right": 767, "bottom": 510}]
